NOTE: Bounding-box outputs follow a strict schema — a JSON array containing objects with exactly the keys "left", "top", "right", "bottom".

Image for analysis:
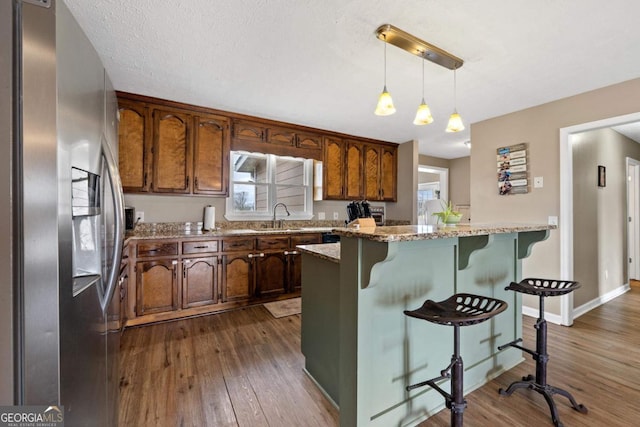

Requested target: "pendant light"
[
  {"left": 446, "top": 66, "right": 465, "bottom": 132},
  {"left": 374, "top": 35, "right": 396, "bottom": 116},
  {"left": 413, "top": 57, "right": 433, "bottom": 125}
]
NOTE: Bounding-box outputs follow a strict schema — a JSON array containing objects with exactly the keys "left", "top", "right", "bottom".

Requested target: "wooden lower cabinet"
[
  {"left": 255, "top": 252, "right": 288, "bottom": 297},
  {"left": 127, "top": 232, "right": 322, "bottom": 326},
  {"left": 135, "top": 259, "right": 178, "bottom": 316},
  {"left": 182, "top": 256, "right": 218, "bottom": 308},
  {"left": 221, "top": 253, "right": 253, "bottom": 302}
]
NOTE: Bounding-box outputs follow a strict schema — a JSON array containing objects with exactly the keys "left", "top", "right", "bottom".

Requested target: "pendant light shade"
[
  {"left": 374, "top": 35, "right": 396, "bottom": 116},
  {"left": 446, "top": 111, "right": 464, "bottom": 132},
  {"left": 375, "top": 86, "right": 396, "bottom": 116},
  {"left": 445, "top": 67, "right": 464, "bottom": 132},
  {"left": 413, "top": 59, "right": 433, "bottom": 125}
]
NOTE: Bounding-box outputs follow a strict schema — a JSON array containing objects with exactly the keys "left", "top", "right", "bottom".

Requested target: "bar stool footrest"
[{"left": 497, "top": 337, "right": 537, "bottom": 357}]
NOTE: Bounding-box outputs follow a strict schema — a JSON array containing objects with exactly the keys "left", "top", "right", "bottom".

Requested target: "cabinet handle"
[
  {"left": 284, "top": 250, "right": 299, "bottom": 256},
  {"left": 193, "top": 245, "right": 210, "bottom": 249},
  {"left": 284, "top": 251, "right": 290, "bottom": 256},
  {"left": 172, "top": 260, "right": 178, "bottom": 265},
  {"left": 258, "top": 253, "right": 265, "bottom": 258},
  {"left": 186, "top": 176, "right": 190, "bottom": 188},
  {"left": 195, "top": 177, "right": 198, "bottom": 188},
  {"left": 184, "top": 259, "right": 191, "bottom": 264},
  {"left": 248, "top": 253, "right": 255, "bottom": 259},
  {"left": 144, "top": 172, "right": 147, "bottom": 187}
]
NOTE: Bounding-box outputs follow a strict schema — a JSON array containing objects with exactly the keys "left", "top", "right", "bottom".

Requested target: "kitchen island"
[{"left": 298, "top": 223, "right": 554, "bottom": 427}]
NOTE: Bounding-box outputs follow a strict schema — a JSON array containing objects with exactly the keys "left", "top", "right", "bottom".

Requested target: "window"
[{"left": 225, "top": 151, "right": 314, "bottom": 220}]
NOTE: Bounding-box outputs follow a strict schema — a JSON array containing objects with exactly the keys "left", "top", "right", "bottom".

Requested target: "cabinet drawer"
[
  {"left": 222, "top": 238, "right": 255, "bottom": 252},
  {"left": 136, "top": 242, "right": 178, "bottom": 257},
  {"left": 257, "top": 236, "right": 289, "bottom": 250},
  {"left": 183, "top": 240, "right": 219, "bottom": 254},
  {"left": 291, "top": 233, "right": 322, "bottom": 246}
]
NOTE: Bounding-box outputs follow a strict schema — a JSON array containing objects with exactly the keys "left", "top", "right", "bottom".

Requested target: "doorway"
[
  {"left": 417, "top": 165, "right": 448, "bottom": 225},
  {"left": 560, "top": 111, "right": 640, "bottom": 325},
  {"left": 628, "top": 158, "right": 640, "bottom": 281}
]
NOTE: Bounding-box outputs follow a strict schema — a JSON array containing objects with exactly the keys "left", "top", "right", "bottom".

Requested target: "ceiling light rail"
[{"left": 375, "top": 24, "right": 463, "bottom": 71}]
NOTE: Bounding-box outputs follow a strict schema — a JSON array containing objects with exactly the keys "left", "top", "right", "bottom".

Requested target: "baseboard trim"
[
  {"left": 522, "top": 284, "right": 630, "bottom": 325},
  {"left": 522, "top": 305, "right": 563, "bottom": 324},
  {"left": 573, "top": 284, "right": 630, "bottom": 319}
]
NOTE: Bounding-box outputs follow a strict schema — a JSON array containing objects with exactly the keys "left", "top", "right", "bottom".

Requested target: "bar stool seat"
[
  {"left": 498, "top": 278, "right": 587, "bottom": 427},
  {"left": 404, "top": 293, "right": 508, "bottom": 427}
]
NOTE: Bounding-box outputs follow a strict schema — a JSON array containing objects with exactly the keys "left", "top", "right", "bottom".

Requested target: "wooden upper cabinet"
[
  {"left": 296, "top": 131, "right": 323, "bottom": 150},
  {"left": 363, "top": 144, "right": 397, "bottom": 201},
  {"left": 266, "top": 126, "right": 296, "bottom": 147},
  {"left": 364, "top": 144, "right": 381, "bottom": 200},
  {"left": 118, "top": 101, "right": 150, "bottom": 192},
  {"left": 152, "top": 110, "right": 191, "bottom": 193},
  {"left": 193, "top": 114, "right": 229, "bottom": 196},
  {"left": 323, "top": 136, "right": 345, "bottom": 199},
  {"left": 232, "top": 119, "right": 265, "bottom": 143},
  {"left": 345, "top": 140, "right": 364, "bottom": 199},
  {"left": 380, "top": 145, "right": 397, "bottom": 201}
]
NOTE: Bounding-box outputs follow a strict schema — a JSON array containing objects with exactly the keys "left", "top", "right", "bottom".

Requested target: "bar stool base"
[{"left": 499, "top": 376, "right": 587, "bottom": 427}]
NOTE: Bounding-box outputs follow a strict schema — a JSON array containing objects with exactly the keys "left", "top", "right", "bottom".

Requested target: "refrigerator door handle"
[{"left": 100, "top": 137, "right": 125, "bottom": 314}]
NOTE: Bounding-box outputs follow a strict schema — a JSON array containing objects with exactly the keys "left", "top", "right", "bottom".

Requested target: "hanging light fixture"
[
  {"left": 446, "top": 66, "right": 465, "bottom": 133},
  {"left": 413, "top": 57, "right": 433, "bottom": 125},
  {"left": 374, "top": 34, "right": 396, "bottom": 116},
  {"left": 374, "top": 25, "right": 465, "bottom": 130}
]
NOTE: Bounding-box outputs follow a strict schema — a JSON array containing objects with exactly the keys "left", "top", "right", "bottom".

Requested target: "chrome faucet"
[{"left": 272, "top": 202, "right": 291, "bottom": 228}]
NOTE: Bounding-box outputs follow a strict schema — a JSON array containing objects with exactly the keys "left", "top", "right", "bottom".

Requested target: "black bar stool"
[
  {"left": 497, "top": 278, "right": 588, "bottom": 427},
  {"left": 404, "top": 293, "right": 508, "bottom": 427}
]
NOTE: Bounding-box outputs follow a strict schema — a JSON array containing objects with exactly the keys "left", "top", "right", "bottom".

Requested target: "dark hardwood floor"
[{"left": 119, "top": 288, "right": 640, "bottom": 426}]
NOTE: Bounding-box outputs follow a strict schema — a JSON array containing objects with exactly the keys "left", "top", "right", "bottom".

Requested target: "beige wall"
[
  {"left": 572, "top": 128, "right": 640, "bottom": 307},
  {"left": 471, "top": 77, "right": 640, "bottom": 315},
  {"left": 386, "top": 140, "right": 418, "bottom": 222},
  {"left": 449, "top": 156, "right": 471, "bottom": 206}
]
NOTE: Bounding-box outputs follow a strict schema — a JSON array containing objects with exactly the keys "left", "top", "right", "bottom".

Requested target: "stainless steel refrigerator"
[{"left": 1, "top": 1, "right": 125, "bottom": 426}]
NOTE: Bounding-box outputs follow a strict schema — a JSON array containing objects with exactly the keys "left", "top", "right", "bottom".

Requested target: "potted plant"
[{"left": 432, "top": 200, "right": 462, "bottom": 226}]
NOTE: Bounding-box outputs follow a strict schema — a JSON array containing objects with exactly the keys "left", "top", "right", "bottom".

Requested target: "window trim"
[{"left": 225, "top": 151, "right": 314, "bottom": 221}]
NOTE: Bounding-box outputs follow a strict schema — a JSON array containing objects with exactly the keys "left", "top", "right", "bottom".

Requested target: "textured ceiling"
[{"left": 64, "top": 0, "right": 640, "bottom": 159}]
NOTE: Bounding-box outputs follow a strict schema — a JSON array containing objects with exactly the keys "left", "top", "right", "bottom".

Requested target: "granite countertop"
[
  {"left": 332, "top": 223, "right": 556, "bottom": 243},
  {"left": 297, "top": 243, "right": 340, "bottom": 263}
]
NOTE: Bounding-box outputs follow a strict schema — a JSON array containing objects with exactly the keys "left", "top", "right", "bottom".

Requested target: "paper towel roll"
[{"left": 203, "top": 205, "right": 215, "bottom": 231}]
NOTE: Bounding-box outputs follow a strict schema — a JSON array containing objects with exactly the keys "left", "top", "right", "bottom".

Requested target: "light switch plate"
[
  {"left": 333, "top": 212, "right": 339, "bottom": 220},
  {"left": 548, "top": 216, "right": 558, "bottom": 226},
  {"left": 318, "top": 212, "right": 325, "bottom": 220},
  {"left": 534, "top": 176, "right": 544, "bottom": 188}
]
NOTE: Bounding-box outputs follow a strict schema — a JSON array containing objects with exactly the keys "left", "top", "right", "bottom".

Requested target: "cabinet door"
[
  {"left": 380, "top": 145, "right": 397, "bottom": 201},
  {"left": 289, "top": 233, "right": 322, "bottom": 291},
  {"left": 296, "top": 131, "right": 323, "bottom": 150},
  {"left": 136, "top": 259, "right": 178, "bottom": 316},
  {"left": 345, "top": 140, "right": 364, "bottom": 199},
  {"left": 364, "top": 144, "right": 382, "bottom": 200},
  {"left": 232, "top": 119, "right": 265, "bottom": 143},
  {"left": 255, "top": 252, "right": 287, "bottom": 297},
  {"left": 118, "top": 101, "right": 150, "bottom": 192},
  {"left": 323, "top": 136, "right": 344, "bottom": 199},
  {"left": 193, "top": 114, "right": 229, "bottom": 195},
  {"left": 266, "top": 126, "right": 296, "bottom": 147},
  {"left": 182, "top": 256, "right": 218, "bottom": 309},
  {"left": 152, "top": 110, "right": 191, "bottom": 193},
  {"left": 221, "top": 254, "right": 253, "bottom": 302}
]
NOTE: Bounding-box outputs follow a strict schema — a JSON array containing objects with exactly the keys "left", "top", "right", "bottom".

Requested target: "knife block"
[{"left": 347, "top": 217, "right": 376, "bottom": 229}]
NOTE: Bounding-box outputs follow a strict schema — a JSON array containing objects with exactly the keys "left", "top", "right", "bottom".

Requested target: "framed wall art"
[{"left": 497, "top": 143, "right": 529, "bottom": 195}]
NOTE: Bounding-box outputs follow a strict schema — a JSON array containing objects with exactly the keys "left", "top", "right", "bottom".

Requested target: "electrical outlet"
[
  {"left": 548, "top": 216, "right": 558, "bottom": 226},
  {"left": 136, "top": 211, "right": 144, "bottom": 223},
  {"left": 318, "top": 212, "right": 325, "bottom": 220},
  {"left": 333, "top": 212, "right": 339, "bottom": 220}
]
